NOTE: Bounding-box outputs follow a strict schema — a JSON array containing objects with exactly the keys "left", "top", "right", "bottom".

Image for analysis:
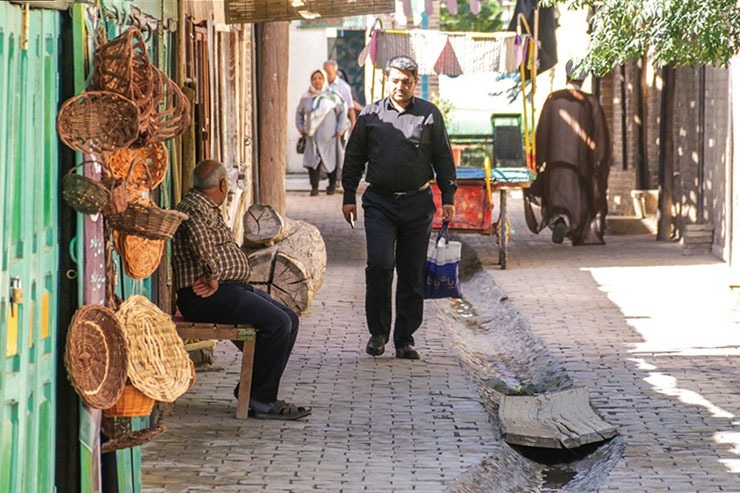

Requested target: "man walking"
[
  {"left": 523, "top": 60, "right": 611, "bottom": 245},
  {"left": 324, "top": 59, "right": 356, "bottom": 130},
  {"left": 341, "top": 56, "right": 457, "bottom": 360}
]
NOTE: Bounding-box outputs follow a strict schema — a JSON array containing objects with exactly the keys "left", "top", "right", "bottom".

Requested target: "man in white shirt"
[{"left": 323, "top": 60, "right": 356, "bottom": 131}]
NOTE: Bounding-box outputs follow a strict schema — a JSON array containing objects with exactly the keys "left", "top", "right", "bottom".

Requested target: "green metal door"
[{"left": 0, "top": 4, "right": 60, "bottom": 493}]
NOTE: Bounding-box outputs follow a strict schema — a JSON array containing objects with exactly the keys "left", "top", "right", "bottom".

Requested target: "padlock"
[{"left": 10, "top": 277, "right": 23, "bottom": 305}]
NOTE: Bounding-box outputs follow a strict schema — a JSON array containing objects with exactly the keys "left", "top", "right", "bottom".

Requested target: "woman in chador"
[{"left": 295, "top": 69, "right": 347, "bottom": 196}]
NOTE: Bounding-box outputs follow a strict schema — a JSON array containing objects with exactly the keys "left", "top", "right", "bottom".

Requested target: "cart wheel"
[{"left": 498, "top": 190, "right": 508, "bottom": 269}]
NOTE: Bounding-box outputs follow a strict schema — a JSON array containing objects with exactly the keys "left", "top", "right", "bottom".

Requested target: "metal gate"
[{"left": 0, "top": 4, "right": 60, "bottom": 493}]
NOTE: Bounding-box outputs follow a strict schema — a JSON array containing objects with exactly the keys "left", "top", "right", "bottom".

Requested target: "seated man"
[{"left": 172, "top": 159, "right": 311, "bottom": 420}]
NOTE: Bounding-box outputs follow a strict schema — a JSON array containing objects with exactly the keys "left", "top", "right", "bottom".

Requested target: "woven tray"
[
  {"left": 103, "top": 383, "right": 155, "bottom": 418},
  {"left": 115, "top": 295, "right": 195, "bottom": 402},
  {"left": 113, "top": 230, "right": 164, "bottom": 279},
  {"left": 90, "top": 26, "right": 153, "bottom": 131},
  {"left": 105, "top": 142, "right": 169, "bottom": 192},
  {"left": 64, "top": 305, "right": 128, "bottom": 409},
  {"left": 57, "top": 91, "right": 140, "bottom": 154},
  {"left": 142, "top": 66, "right": 191, "bottom": 144}
]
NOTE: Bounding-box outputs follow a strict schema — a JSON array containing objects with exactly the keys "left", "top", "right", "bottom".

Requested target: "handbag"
[
  {"left": 296, "top": 135, "right": 306, "bottom": 154},
  {"left": 424, "top": 222, "right": 462, "bottom": 299}
]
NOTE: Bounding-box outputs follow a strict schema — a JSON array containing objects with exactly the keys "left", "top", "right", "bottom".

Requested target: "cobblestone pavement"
[
  {"left": 458, "top": 190, "right": 740, "bottom": 492},
  {"left": 143, "top": 180, "right": 740, "bottom": 492},
  {"left": 142, "top": 185, "right": 498, "bottom": 492}
]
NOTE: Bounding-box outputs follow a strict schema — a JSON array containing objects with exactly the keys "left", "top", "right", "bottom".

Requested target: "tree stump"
[
  {"left": 244, "top": 214, "right": 326, "bottom": 314},
  {"left": 243, "top": 203, "right": 290, "bottom": 247}
]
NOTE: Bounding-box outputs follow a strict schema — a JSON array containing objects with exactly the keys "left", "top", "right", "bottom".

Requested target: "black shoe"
[
  {"left": 326, "top": 182, "right": 337, "bottom": 195},
  {"left": 551, "top": 218, "right": 566, "bottom": 244},
  {"left": 366, "top": 334, "right": 388, "bottom": 356},
  {"left": 395, "top": 344, "right": 420, "bottom": 360},
  {"left": 310, "top": 187, "right": 319, "bottom": 196}
]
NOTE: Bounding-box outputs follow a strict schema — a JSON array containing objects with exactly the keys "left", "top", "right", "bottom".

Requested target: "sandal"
[{"left": 250, "top": 400, "right": 312, "bottom": 420}]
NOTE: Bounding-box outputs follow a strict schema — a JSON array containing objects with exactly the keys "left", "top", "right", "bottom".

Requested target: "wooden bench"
[{"left": 173, "top": 314, "right": 257, "bottom": 419}]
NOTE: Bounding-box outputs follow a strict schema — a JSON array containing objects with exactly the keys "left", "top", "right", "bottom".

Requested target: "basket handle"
[{"left": 125, "top": 157, "right": 155, "bottom": 195}]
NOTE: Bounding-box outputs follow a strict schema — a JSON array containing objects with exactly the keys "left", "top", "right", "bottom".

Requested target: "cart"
[{"left": 432, "top": 113, "right": 535, "bottom": 269}]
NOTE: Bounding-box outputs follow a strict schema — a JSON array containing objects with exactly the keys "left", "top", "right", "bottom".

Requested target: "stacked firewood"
[{"left": 242, "top": 204, "right": 327, "bottom": 315}]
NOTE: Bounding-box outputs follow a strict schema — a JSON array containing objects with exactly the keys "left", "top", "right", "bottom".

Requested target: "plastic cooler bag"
[{"left": 424, "top": 222, "right": 462, "bottom": 299}]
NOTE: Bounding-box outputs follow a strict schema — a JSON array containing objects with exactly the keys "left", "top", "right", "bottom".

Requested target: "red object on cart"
[{"left": 431, "top": 176, "right": 493, "bottom": 234}]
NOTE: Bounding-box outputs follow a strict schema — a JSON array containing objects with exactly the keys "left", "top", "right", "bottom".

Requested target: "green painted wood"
[{"left": 0, "top": 4, "right": 60, "bottom": 493}]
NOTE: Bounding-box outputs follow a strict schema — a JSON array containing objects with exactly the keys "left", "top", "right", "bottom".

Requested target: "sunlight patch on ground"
[{"left": 583, "top": 264, "right": 740, "bottom": 356}]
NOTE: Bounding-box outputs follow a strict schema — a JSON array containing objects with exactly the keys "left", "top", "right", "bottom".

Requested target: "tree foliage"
[
  {"left": 541, "top": 0, "right": 740, "bottom": 75},
  {"left": 440, "top": 0, "right": 504, "bottom": 33}
]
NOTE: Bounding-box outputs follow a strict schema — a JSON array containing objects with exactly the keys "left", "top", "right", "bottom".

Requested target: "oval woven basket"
[
  {"left": 103, "top": 383, "right": 155, "bottom": 418},
  {"left": 62, "top": 161, "right": 111, "bottom": 215},
  {"left": 106, "top": 198, "right": 188, "bottom": 240},
  {"left": 56, "top": 91, "right": 140, "bottom": 154},
  {"left": 89, "top": 26, "right": 154, "bottom": 130},
  {"left": 64, "top": 304, "right": 128, "bottom": 409},
  {"left": 106, "top": 142, "right": 169, "bottom": 192},
  {"left": 115, "top": 295, "right": 195, "bottom": 402},
  {"left": 113, "top": 230, "right": 164, "bottom": 279}
]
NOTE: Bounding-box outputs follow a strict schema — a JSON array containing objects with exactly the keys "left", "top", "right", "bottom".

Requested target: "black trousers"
[
  {"left": 176, "top": 283, "right": 299, "bottom": 403},
  {"left": 361, "top": 187, "right": 436, "bottom": 347},
  {"left": 308, "top": 166, "right": 337, "bottom": 189}
]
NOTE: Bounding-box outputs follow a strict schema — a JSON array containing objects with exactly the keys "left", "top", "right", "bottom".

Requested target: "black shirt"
[{"left": 342, "top": 96, "right": 457, "bottom": 205}]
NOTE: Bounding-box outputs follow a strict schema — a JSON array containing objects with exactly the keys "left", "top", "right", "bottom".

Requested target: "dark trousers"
[
  {"left": 176, "top": 283, "right": 299, "bottom": 403},
  {"left": 308, "top": 166, "right": 337, "bottom": 189},
  {"left": 361, "top": 187, "right": 435, "bottom": 347}
]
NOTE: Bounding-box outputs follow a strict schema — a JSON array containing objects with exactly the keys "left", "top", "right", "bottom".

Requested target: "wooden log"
[
  {"left": 243, "top": 203, "right": 287, "bottom": 247},
  {"left": 246, "top": 219, "right": 326, "bottom": 314}
]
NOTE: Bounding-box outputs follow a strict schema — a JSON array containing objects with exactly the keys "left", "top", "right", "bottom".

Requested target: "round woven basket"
[
  {"left": 62, "top": 161, "right": 111, "bottom": 215},
  {"left": 115, "top": 295, "right": 195, "bottom": 402},
  {"left": 56, "top": 91, "right": 140, "bottom": 154},
  {"left": 64, "top": 305, "right": 128, "bottom": 409},
  {"left": 113, "top": 230, "right": 164, "bottom": 279},
  {"left": 106, "top": 198, "right": 188, "bottom": 240},
  {"left": 103, "top": 383, "right": 155, "bottom": 418},
  {"left": 106, "top": 142, "right": 169, "bottom": 192},
  {"left": 89, "top": 26, "right": 154, "bottom": 130}
]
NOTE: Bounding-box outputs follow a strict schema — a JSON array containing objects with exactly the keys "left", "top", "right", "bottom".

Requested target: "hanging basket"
[
  {"left": 115, "top": 295, "right": 195, "bottom": 402},
  {"left": 103, "top": 383, "right": 155, "bottom": 418},
  {"left": 105, "top": 142, "right": 169, "bottom": 192},
  {"left": 62, "top": 161, "right": 111, "bottom": 215},
  {"left": 113, "top": 230, "right": 164, "bottom": 280},
  {"left": 89, "top": 26, "right": 154, "bottom": 131},
  {"left": 106, "top": 198, "right": 188, "bottom": 240},
  {"left": 137, "top": 66, "right": 191, "bottom": 145},
  {"left": 64, "top": 305, "right": 128, "bottom": 410},
  {"left": 56, "top": 91, "right": 140, "bottom": 154},
  {"left": 101, "top": 417, "right": 166, "bottom": 454}
]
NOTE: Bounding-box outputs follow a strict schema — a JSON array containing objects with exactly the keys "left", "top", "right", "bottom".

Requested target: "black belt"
[{"left": 369, "top": 182, "right": 430, "bottom": 198}]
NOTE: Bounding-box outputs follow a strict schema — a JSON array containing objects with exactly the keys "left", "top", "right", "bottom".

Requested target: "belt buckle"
[{"left": 393, "top": 191, "right": 407, "bottom": 198}]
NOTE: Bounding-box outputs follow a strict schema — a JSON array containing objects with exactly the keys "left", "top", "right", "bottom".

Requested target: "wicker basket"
[
  {"left": 113, "top": 230, "right": 164, "bottom": 279},
  {"left": 106, "top": 198, "right": 188, "bottom": 240},
  {"left": 115, "top": 295, "right": 195, "bottom": 402},
  {"left": 103, "top": 383, "right": 155, "bottom": 418},
  {"left": 57, "top": 91, "right": 140, "bottom": 154},
  {"left": 136, "top": 66, "right": 191, "bottom": 145},
  {"left": 101, "top": 420, "right": 166, "bottom": 454},
  {"left": 64, "top": 305, "right": 128, "bottom": 410},
  {"left": 62, "top": 161, "right": 111, "bottom": 214},
  {"left": 90, "top": 27, "right": 154, "bottom": 131},
  {"left": 105, "top": 142, "right": 169, "bottom": 192}
]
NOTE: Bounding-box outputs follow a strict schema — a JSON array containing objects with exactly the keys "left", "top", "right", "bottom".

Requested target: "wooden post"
[
  {"left": 657, "top": 66, "right": 676, "bottom": 241},
  {"left": 257, "top": 22, "right": 289, "bottom": 215}
]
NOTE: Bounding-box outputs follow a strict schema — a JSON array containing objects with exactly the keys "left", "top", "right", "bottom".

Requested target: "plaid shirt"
[{"left": 172, "top": 189, "right": 250, "bottom": 291}]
